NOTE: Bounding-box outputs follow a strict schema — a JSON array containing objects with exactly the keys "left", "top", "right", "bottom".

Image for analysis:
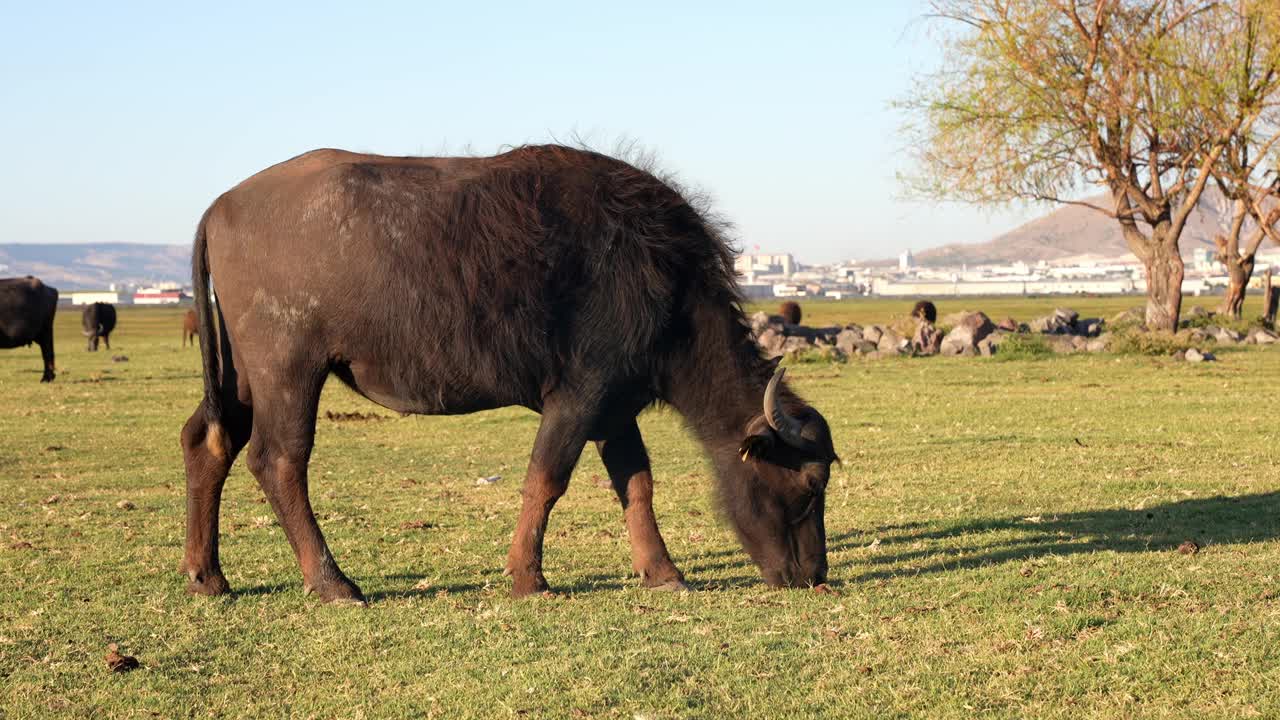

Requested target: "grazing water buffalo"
[
  {"left": 82, "top": 302, "right": 117, "bottom": 351},
  {"left": 182, "top": 309, "right": 198, "bottom": 347},
  {"left": 0, "top": 276, "right": 58, "bottom": 382},
  {"left": 180, "top": 145, "right": 837, "bottom": 602}
]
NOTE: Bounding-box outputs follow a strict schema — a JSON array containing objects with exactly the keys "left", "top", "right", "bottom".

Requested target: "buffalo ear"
[{"left": 738, "top": 431, "right": 775, "bottom": 463}]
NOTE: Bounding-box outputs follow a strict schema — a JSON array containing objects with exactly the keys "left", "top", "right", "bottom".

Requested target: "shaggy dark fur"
[
  {"left": 81, "top": 302, "right": 116, "bottom": 351},
  {"left": 912, "top": 300, "right": 938, "bottom": 324},
  {"left": 180, "top": 145, "right": 836, "bottom": 602},
  {"left": 0, "top": 276, "right": 57, "bottom": 382},
  {"left": 779, "top": 301, "right": 802, "bottom": 325}
]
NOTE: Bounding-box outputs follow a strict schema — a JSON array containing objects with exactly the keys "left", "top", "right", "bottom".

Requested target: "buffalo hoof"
[
  {"left": 186, "top": 570, "right": 231, "bottom": 596},
  {"left": 508, "top": 573, "right": 551, "bottom": 598},
  {"left": 40, "top": 374, "right": 54, "bottom": 383},
  {"left": 304, "top": 577, "right": 366, "bottom": 606},
  {"left": 645, "top": 579, "right": 690, "bottom": 592}
]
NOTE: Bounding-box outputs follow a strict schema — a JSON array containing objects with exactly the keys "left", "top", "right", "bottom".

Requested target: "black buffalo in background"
[
  {"left": 82, "top": 302, "right": 117, "bottom": 351},
  {"left": 0, "top": 276, "right": 58, "bottom": 382}
]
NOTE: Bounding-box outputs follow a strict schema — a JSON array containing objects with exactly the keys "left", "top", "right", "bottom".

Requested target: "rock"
[
  {"left": 1046, "top": 336, "right": 1077, "bottom": 354},
  {"left": 1085, "top": 334, "right": 1111, "bottom": 353},
  {"left": 843, "top": 322, "right": 864, "bottom": 335},
  {"left": 1210, "top": 326, "right": 1243, "bottom": 344},
  {"left": 977, "top": 335, "right": 999, "bottom": 356},
  {"left": 939, "top": 311, "right": 995, "bottom": 355},
  {"left": 1172, "top": 349, "right": 1186, "bottom": 361},
  {"left": 1184, "top": 348, "right": 1213, "bottom": 363},
  {"left": 854, "top": 340, "right": 879, "bottom": 355},
  {"left": 475, "top": 475, "right": 501, "bottom": 485},
  {"left": 781, "top": 336, "right": 811, "bottom": 355},
  {"left": 1053, "top": 308, "right": 1079, "bottom": 325},
  {"left": 877, "top": 327, "right": 907, "bottom": 354},
  {"left": 1187, "top": 329, "right": 1210, "bottom": 344},
  {"left": 1249, "top": 328, "right": 1278, "bottom": 345},
  {"left": 116, "top": 500, "right": 135, "bottom": 510},
  {"left": 750, "top": 312, "right": 771, "bottom": 336},
  {"left": 835, "top": 328, "right": 863, "bottom": 356},
  {"left": 1029, "top": 314, "right": 1071, "bottom": 334},
  {"left": 996, "top": 317, "right": 1019, "bottom": 332},
  {"left": 1078, "top": 319, "right": 1104, "bottom": 337},
  {"left": 1111, "top": 307, "right": 1145, "bottom": 325},
  {"left": 1070, "top": 335, "right": 1088, "bottom": 351},
  {"left": 1187, "top": 305, "right": 1211, "bottom": 319},
  {"left": 912, "top": 322, "right": 943, "bottom": 356},
  {"left": 862, "top": 325, "right": 883, "bottom": 345},
  {"left": 757, "top": 328, "right": 786, "bottom": 357}
]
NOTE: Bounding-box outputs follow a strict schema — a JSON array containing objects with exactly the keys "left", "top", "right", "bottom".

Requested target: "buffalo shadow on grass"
[
  {"left": 829, "top": 491, "right": 1280, "bottom": 582},
  {"left": 674, "top": 492, "right": 1280, "bottom": 586}
]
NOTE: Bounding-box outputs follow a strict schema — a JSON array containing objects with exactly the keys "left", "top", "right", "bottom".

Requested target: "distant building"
[
  {"left": 133, "top": 287, "right": 188, "bottom": 305},
  {"left": 1190, "top": 246, "right": 1217, "bottom": 273},
  {"left": 735, "top": 253, "right": 794, "bottom": 277},
  {"left": 898, "top": 249, "right": 913, "bottom": 272},
  {"left": 69, "top": 291, "right": 120, "bottom": 305}
]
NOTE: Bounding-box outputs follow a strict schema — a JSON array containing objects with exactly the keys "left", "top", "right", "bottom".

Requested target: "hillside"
[
  {"left": 0, "top": 243, "right": 190, "bottom": 289},
  {"left": 909, "top": 187, "right": 1234, "bottom": 266}
]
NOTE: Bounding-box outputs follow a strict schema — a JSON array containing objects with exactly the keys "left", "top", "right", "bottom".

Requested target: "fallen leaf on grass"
[
  {"left": 399, "top": 519, "right": 437, "bottom": 530},
  {"left": 1177, "top": 540, "right": 1200, "bottom": 555},
  {"left": 42, "top": 494, "right": 60, "bottom": 505},
  {"left": 812, "top": 583, "right": 840, "bottom": 595},
  {"left": 105, "top": 644, "right": 139, "bottom": 673},
  {"left": 9, "top": 541, "right": 34, "bottom": 550}
]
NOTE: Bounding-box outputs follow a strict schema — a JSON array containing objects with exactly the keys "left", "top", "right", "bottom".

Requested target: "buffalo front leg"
[
  {"left": 596, "top": 421, "right": 687, "bottom": 590},
  {"left": 505, "top": 408, "right": 589, "bottom": 597},
  {"left": 37, "top": 325, "right": 55, "bottom": 382}
]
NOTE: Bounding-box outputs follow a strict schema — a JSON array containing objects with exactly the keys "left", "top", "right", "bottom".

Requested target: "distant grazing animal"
[
  {"left": 0, "top": 276, "right": 58, "bottom": 382},
  {"left": 81, "top": 302, "right": 117, "bottom": 351},
  {"left": 181, "top": 145, "right": 837, "bottom": 603},
  {"left": 182, "top": 309, "right": 198, "bottom": 347},
  {"left": 779, "top": 300, "right": 802, "bottom": 325},
  {"left": 912, "top": 300, "right": 938, "bottom": 324}
]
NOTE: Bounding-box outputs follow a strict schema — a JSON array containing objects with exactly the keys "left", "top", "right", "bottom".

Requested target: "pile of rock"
[
  {"left": 749, "top": 304, "right": 1278, "bottom": 361},
  {"left": 749, "top": 312, "right": 911, "bottom": 361}
]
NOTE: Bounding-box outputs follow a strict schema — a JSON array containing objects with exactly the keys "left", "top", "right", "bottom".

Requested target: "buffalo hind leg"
[
  {"left": 245, "top": 378, "right": 363, "bottom": 604},
  {"left": 505, "top": 406, "right": 590, "bottom": 597},
  {"left": 596, "top": 421, "right": 687, "bottom": 590},
  {"left": 180, "top": 402, "right": 251, "bottom": 595}
]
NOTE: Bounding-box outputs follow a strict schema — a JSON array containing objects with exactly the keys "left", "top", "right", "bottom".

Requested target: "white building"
[
  {"left": 899, "top": 249, "right": 913, "bottom": 272},
  {"left": 69, "top": 291, "right": 120, "bottom": 305},
  {"left": 735, "top": 253, "right": 794, "bottom": 277}
]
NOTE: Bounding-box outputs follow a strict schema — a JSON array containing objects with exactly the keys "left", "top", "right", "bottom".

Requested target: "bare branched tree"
[
  {"left": 901, "top": 0, "right": 1280, "bottom": 331},
  {"left": 1210, "top": 1, "right": 1280, "bottom": 318}
]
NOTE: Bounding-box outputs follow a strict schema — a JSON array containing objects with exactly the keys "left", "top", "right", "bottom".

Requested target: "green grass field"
[{"left": 2, "top": 300, "right": 1279, "bottom": 719}]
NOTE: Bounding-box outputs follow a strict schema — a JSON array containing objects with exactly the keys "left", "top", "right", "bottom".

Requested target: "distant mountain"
[
  {"left": 906, "top": 188, "right": 1235, "bottom": 267},
  {"left": 0, "top": 243, "right": 190, "bottom": 289}
]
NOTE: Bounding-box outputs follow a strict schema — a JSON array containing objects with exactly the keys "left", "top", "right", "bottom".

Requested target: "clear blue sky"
[{"left": 0, "top": 1, "right": 1037, "bottom": 263}]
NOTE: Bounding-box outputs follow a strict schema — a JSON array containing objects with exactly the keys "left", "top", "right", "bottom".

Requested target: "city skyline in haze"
[{"left": 0, "top": 1, "right": 1042, "bottom": 263}]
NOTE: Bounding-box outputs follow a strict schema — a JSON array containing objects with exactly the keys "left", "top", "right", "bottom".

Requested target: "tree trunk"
[
  {"left": 1218, "top": 255, "right": 1255, "bottom": 319},
  {"left": 1265, "top": 268, "right": 1278, "bottom": 327},
  {"left": 1144, "top": 240, "right": 1184, "bottom": 332}
]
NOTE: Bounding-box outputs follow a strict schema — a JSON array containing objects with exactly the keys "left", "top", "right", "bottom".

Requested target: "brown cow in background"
[{"left": 182, "top": 309, "right": 198, "bottom": 347}]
